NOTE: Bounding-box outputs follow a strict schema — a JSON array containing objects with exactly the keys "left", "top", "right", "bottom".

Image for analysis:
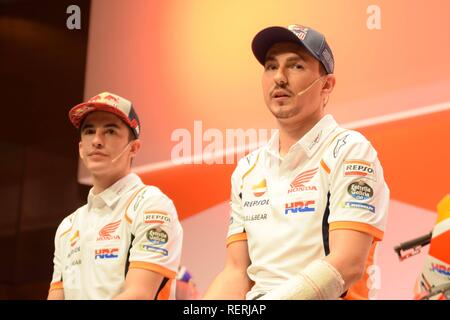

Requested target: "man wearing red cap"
[
  {"left": 47, "top": 92, "right": 183, "bottom": 300},
  {"left": 205, "top": 25, "right": 389, "bottom": 300}
]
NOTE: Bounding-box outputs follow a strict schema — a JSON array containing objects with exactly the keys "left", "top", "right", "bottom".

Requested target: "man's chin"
[
  {"left": 270, "top": 106, "right": 298, "bottom": 120},
  {"left": 86, "top": 163, "right": 110, "bottom": 176}
]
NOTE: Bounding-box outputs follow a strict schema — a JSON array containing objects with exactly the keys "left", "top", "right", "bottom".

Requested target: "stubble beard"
[{"left": 269, "top": 101, "right": 300, "bottom": 119}]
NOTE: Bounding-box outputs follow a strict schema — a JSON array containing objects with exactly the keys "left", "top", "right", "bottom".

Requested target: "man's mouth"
[
  {"left": 272, "top": 90, "right": 292, "bottom": 98},
  {"left": 88, "top": 151, "right": 108, "bottom": 157}
]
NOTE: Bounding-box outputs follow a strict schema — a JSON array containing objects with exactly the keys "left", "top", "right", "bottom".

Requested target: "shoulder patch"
[
  {"left": 125, "top": 186, "right": 149, "bottom": 224},
  {"left": 56, "top": 209, "right": 80, "bottom": 239},
  {"left": 333, "top": 133, "right": 350, "bottom": 158},
  {"left": 240, "top": 151, "right": 261, "bottom": 190}
]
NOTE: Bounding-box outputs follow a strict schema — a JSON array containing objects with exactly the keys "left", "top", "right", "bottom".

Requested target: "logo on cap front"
[
  {"left": 103, "top": 94, "right": 120, "bottom": 103},
  {"left": 288, "top": 24, "right": 309, "bottom": 40},
  {"left": 73, "top": 106, "right": 93, "bottom": 117},
  {"left": 88, "top": 92, "right": 121, "bottom": 107}
]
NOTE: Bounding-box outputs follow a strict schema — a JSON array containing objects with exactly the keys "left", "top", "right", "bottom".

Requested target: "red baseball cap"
[{"left": 69, "top": 92, "right": 141, "bottom": 138}]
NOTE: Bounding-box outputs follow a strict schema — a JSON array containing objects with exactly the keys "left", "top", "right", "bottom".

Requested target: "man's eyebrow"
[
  {"left": 104, "top": 123, "right": 120, "bottom": 128},
  {"left": 265, "top": 55, "right": 276, "bottom": 62},
  {"left": 265, "top": 54, "right": 306, "bottom": 63},
  {"left": 81, "top": 123, "right": 93, "bottom": 131},
  {"left": 286, "top": 55, "right": 306, "bottom": 63},
  {"left": 81, "top": 123, "right": 120, "bottom": 131}
]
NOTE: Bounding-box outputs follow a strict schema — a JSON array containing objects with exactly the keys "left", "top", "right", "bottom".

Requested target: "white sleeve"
[
  {"left": 326, "top": 132, "right": 389, "bottom": 241},
  {"left": 128, "top": 188, "right": 183, "bottom": 279},
  {"left": 226, "top": 158, "right": 249, "bottom": 246},
  {"left": 49, "top": 220, "right": 69, "bottom": 291}
]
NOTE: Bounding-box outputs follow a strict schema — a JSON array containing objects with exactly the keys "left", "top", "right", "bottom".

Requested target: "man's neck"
[
  {"left": 91, "top": 170, "right": 131, "bottom": 195},
  {"left": 277, "top": 112, "right": 324, "bottom": 157}
]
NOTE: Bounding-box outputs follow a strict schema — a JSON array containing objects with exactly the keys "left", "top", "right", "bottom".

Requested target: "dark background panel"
[{"left": 0, "top": 0, "right": 91, "bottom": 299}]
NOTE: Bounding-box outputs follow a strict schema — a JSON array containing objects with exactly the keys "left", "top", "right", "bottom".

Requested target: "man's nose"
[
  {"left": 91, "top": 130, "right": 104, "bottom": 147},
  {"left": 274, "top": 67, "right": 288, "bottom": 87}
]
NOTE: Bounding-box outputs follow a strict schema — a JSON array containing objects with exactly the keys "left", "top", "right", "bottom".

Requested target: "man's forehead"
[{"left": 265, "top": 42, "right": 314, "bottom": 61}]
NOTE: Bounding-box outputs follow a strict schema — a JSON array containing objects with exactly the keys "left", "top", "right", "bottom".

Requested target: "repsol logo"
[
  {"left": 343, "top": 160, "right": 376, "bottom": 180},
  {"left": 243, "top": 199, "right": 269, "bottom": 208}
]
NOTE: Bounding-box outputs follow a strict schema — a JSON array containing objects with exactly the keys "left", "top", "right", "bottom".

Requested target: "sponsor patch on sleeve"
[
  {"left": 137, "top": 227, "right": 170, "bottom": 256},
  {"left": 146, "top": 227, "right": 169, "bottom": 245},
  {"left": 143, "top": 211, "right": 171, "bottom": 225},
  {"left": 343, "top": 160, "right": 376, "bottom": 181},
  {"left": 347, "top": 181, "right": 374, "bottom": 200},
  {"left": 342, "top": 201, "right": 376, "bottom": 213},
  {"left": 139, "top": 244, "right": 169, "bottom": 256}
]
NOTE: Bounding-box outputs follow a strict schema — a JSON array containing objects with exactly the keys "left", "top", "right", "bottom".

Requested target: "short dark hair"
[
  {"left": 319, "top": 63, "right": 327, "bottom": 76},
  {"left": 127, "top": 126, "right": 137, "bottom": 142}
]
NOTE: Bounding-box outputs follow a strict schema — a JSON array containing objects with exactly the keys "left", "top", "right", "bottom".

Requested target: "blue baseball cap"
[{"left": 252, "top": 24, "right": 334, "bottom": 74}]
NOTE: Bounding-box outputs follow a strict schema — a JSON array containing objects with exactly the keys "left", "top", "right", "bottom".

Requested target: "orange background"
[
  {"left": 81, "top": 0, "right": 450, "bottom": 298},
  {"left": 84, "top": 0, "right": 450, "bottom": 165},
  {"left": 82, "top": 0, "right": 450, "bottom": 213}
]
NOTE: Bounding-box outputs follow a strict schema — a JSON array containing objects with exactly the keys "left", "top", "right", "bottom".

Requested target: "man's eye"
[
  {"left": 264, "top": 64, "right": 277, "bottom": 71},
  {"left": 106, "top": 129, "right": 116, "bottom": 135},
  {"left": 292, "top": 64, "right": 304, "bottom": 69},
  {"left": 83, "top": 129, "right": 94, "bottom": 135}
]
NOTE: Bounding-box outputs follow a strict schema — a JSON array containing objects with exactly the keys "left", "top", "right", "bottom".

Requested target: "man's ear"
[
  {"left": 321, "top": 74, "right": 336, "bottom": 95},
  {"left": 129, "top": 139, "right": 141, "bottom": 158},
  {"left": 79, "top": 141, "right": 84, "bottom": 160}
]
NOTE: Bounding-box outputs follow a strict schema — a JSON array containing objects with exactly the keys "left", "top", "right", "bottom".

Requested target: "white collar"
[
  {"left": 265, "top": 114, "right": 338, "bottom": 159},
  {"left": 87, "top": 173, "right": 142, "bottom": 210}
]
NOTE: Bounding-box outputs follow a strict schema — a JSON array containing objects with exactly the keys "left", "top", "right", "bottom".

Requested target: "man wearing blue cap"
[
  {"left": 205, "top": 25, "right": 389, "bottom": 300},
  {"left": 47, "top": 92, "right": 183, "bottom": 300}
]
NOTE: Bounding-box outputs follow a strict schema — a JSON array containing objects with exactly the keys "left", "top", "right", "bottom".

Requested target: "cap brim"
[
  {"left": 68, "top": 102, "right": 134, "bottom": 130},
  {"left": 251, "top": 26, "right": 320, "bottom": 65}
]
